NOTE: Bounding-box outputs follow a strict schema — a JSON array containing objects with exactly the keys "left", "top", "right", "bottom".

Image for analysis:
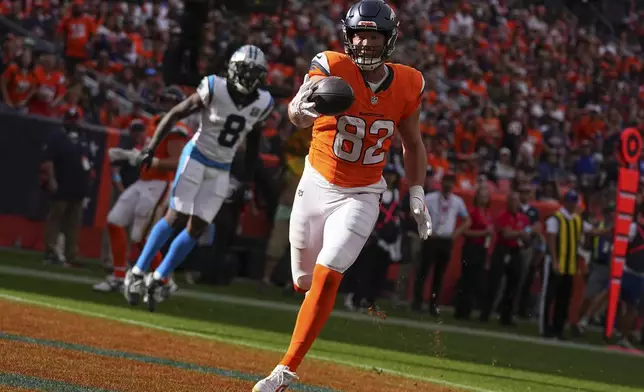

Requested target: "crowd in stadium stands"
[
  {"left": 2, "top": 0, "right": 644, "bottom": 196},
  {"left": 5, "top": 0, "right": 644, "bottom": 341}
]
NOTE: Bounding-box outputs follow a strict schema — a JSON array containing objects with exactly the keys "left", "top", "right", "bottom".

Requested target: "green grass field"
[{"left": 1, "top": 249, "right": 643, "bottom": 392}]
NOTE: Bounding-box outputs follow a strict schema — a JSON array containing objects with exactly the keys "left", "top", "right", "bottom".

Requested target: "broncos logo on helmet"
[{"left": 342, "top": 0, "right": 399, "bottom": 71}]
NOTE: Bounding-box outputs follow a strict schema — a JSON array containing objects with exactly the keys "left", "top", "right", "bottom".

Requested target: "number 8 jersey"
[
  {"left": 308, "top": 51, "right": 425, "bottom": 189},
  {"left": 194, "top": 74, "right": 273, "bottom": 165}
]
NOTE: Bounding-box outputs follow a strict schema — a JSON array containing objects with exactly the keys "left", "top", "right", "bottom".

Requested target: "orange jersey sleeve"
[
  {"left": 307, "top": 51, "right": 424, "bottom": 188},
  {"left": 139, "top": 116, "right": 188, "bottom": 181}
]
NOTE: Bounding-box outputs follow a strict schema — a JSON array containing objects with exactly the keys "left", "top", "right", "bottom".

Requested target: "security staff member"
[
  {"left": 541, "top": 190, "right": 608, "bottom": 339},
  {"left": 41, "top": 108, "right": 91, "bottom": 266},
  {"left": 480, "top": 192, "right": 530, "bottom": 325}
]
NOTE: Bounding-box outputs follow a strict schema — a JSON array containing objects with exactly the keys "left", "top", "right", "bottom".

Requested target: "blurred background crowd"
[
  {"left": 3, "top": 0, "right": 644, "bottom": 345},
  {"left": 3, "top": 0, "right": 644, "bottom": 196}
]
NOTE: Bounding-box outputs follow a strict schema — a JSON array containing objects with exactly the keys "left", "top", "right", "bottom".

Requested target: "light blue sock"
[
  {"left": 154, "top": 229, "right": 197, "bottom": 279},
  {"left": 134, "top": 218, "right": 173, "bottom": 273}
]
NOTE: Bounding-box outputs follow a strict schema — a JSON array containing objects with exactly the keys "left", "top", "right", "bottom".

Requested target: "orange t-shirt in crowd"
[
  {"left": 1, "top": 63, "right": 35, "bottom": 105},
  {"left": 57, "top": 14, "right": 96, "bottom": 59},
  {"left": 307, "top": 51, "right": 425, "bottom": 188},
  {"left": 139, "top": 115, "right": 189, "bottom": 182},
  {"left": 454, "top": 124, "right": 478, "bottom": 156},
  {"left": 427, "top": 153, "right": 449, "bottom": 179},
  {"left": 99, "top": 106, "right": 120, "bottom": 127},
  {"left": 29, "top": 65, "right": 66, "bottom": 117},
  {"left": 58, "top": 103, "right": 84, "bottom": 119},
  {"left": 116, "top": 114, "right": 150, "bottom": 130},
  {"left": 83, "top": 59, "right": 123, "bottom": 76},
  {"left": 573, "top": 114, "right": 605, "bottom": 144}
]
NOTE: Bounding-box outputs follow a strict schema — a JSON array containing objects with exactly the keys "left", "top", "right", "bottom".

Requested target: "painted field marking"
[
  {"left": 0, "top": 372, "right": 114, "bottom": 392},
  {"left": 0, "top": 332, "right": 335, "bottom": 392},
  {"left": 0, "top": 293, "right": 493, "bottom": 392},
  {"left": 0, "top": 264, "right": 639, "bottom": 358}
]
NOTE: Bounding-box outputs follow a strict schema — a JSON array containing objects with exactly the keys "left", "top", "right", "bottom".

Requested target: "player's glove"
[
  {"left": 288, "top": 74, "right": 320, "bottom": 120},
  {"left": 136, "top": 147, "right": 155, "bottom": 171},
  {"left": 409, "top": 185, "right": 432, "bottom": 240}
]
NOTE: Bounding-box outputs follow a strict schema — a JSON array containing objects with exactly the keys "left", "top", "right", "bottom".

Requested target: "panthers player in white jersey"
[{"left": 125, "top": 45, "right": 274, "bottom": 311}]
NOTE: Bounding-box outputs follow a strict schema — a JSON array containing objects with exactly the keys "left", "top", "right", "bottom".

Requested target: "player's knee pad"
[
  {"left": 316, "top": 245, "right": 358, "bottom": 275},
  {"left": 293, "top": 274, "right": 313, "bottom": 292},
  {"left": 344, "top": 196, "right": 379, "bottom": 238},
  {"left": 290, "top": 247, "right": 313, "bottom": 291}
]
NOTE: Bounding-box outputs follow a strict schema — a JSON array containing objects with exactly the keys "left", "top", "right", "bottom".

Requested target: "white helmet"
[{"left": 227, "top": 45, "right": 268, "bottom": 94}]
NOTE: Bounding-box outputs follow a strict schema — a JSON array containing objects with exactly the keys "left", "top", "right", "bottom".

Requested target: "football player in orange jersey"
[
  {"left": 253, "top": 1, "right": 432, "bottom": 390},
  {"left": 92, "top": 87, "right": 189, "bottom": 293}
]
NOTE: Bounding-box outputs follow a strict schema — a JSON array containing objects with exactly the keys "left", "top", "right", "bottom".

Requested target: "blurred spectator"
[
  {"left": 480, "top": 191, "right": 529, "bottom": 326},
  {"left": 454, "top": 186, "right": 493, "bottom": 320},
  {"left": 516, "top": 184, "right": 543, "bottom": 319},
  {"left": 416, "top": 174, "right": 470, "bottom": 316},
  {"left": 574, "top": 199, "right": 614, "bottom": 337},
  {"left": 40, "top": 108, "right": 91, "bottom": 267},
  {"left": 344, "top": 167, "right": 402, "bottom": 312},
  {"left": 29, "top": 51, "right": 66, "bottom": 117},
  {"left": 57, "top": 0, "right": 96, "bottom": 75},
  {"left": 1, "top": 46, "right": 35, "bottom": 112}
]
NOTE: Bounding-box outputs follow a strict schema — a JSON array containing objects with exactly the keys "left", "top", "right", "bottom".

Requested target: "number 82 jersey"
[
  {"left": 194, "top": 74, "right": 273, "bottom": 166},
  {"left": 308, "top": 51, "right": 424, "bottom": 189}
]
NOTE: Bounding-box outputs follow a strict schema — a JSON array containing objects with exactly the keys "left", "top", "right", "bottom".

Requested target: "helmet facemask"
[
  {"left": 343, "top": 23, "right": 398, "bottom": 71},
  {"left": 228, "top": 61, "right": 267, "bottom": 95}
]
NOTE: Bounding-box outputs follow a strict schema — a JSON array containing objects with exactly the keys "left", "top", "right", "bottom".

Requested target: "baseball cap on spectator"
[
  {"left": 129, "top": 121, "right": 146, "bottom": 134},
  {"left": 563, "top": 190, "right": 579, "bottom": 204}
]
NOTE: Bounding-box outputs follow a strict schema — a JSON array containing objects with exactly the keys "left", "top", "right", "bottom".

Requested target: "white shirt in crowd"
[
  {"left": 448, "top": 12, "right": 474, "bottom": 38},
  {"left": 424, "top": 191, "right": 468, "bottom": 238}
]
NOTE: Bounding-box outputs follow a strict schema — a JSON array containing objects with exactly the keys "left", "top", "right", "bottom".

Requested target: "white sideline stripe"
[
  {"left": 0, "top": 292, "right": 493, "bottom": 392},
  {"left": 0, "top": 265, "right": 641, "bottom": 358}
]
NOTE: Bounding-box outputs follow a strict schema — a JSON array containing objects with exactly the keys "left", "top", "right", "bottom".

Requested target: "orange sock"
[
  {"left": 280, "top": 265, "right": 342, "bottom": 372},
  {"left": 108, "top": 224, "right": 128, "bottom": 280}
]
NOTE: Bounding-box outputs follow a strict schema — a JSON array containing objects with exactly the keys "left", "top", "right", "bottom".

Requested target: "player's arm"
[
  {"left": 288, "top": 52, "right": 331, "bottom": 128},
  {"left": 145, "top": 93, "right": 202, "bottom": 151},
  {"left": 398, "top": 106, "right": 427, "bottom": 188},
  {"left": 400, "top": 72, "right": 432, "bottom": 239}
]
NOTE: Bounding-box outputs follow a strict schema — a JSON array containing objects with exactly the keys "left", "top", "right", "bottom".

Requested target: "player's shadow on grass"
[{"left": 3, "top": 273, "right": 644, "bottom": 391}]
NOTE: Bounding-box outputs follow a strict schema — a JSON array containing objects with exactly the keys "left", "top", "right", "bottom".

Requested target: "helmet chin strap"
[{"left": 356, "top": 60, "right": 384, "bottom": 71}]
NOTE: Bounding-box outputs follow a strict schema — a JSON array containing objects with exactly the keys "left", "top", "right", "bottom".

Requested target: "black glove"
[{"left": 136, "top": 147, "right": 155, "bottom": 171}]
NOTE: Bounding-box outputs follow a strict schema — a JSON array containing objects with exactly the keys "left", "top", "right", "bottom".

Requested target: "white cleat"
[
  {"left": 92, "top": 275, "right": 123, "bottom": 293},
  {"left": 123, "top": 269, "right": 146, "bottom": 306},
  {"left": 252, "top": 365, "right": 297, "bottom": 391}
]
